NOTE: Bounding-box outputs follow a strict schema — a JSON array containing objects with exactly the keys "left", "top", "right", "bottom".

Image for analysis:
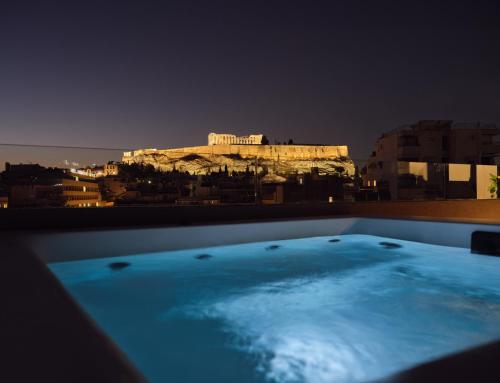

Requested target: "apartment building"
[
  {"left": 363, "top": 121, "right": 500, "bottom": 200},
  {"left": 3, "top": 163, "right": 103, "bottom": 207}
]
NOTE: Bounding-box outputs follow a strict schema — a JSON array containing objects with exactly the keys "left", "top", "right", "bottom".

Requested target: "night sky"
[{"left": 1, "top": 0, "right": 499, "bottom": 167}]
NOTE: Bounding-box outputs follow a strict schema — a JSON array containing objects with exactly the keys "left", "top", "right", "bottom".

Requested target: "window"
[{"left": 398, "top": 136, "right": 418, "bottom": 147}]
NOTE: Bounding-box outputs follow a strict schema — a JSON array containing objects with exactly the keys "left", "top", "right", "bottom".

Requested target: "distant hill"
[{"left": 123, "top": 144, "right": 354, "bottom": 176}]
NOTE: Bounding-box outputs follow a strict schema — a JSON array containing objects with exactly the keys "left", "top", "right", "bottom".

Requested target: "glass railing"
[
  {"left": 1, "top": 143, "right": 497, "bottom": 208},
  {"left": 0, "top": 143, "right": 361, "bottom": 208}
]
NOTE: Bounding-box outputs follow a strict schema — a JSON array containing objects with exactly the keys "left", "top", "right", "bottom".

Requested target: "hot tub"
[{"left": 11, "top": 217, "right": 500, "bottom": 382}]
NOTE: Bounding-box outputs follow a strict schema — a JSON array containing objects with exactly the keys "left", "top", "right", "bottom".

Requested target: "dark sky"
[{"left": 1, "top": 0, "right": 499, "bottom": 165}]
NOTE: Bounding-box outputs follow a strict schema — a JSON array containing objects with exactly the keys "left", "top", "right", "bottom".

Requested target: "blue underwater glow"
[{"left": 50, "top": 235, "right": 500, "bottom": 383}]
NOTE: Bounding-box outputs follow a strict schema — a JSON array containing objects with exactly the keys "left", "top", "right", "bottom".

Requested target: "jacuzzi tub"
[{"left": 6, "top": 217, "right": 500, "bottom": 383}]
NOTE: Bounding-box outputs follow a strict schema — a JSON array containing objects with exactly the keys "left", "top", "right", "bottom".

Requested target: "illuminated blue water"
[{"left": 49, "top": 235, "right": 500, "bottom": 383}]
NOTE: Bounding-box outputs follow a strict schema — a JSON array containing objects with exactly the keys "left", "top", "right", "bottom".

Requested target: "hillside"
[{"left": 124, "top": 150, "right": 355, "bottom": 176}]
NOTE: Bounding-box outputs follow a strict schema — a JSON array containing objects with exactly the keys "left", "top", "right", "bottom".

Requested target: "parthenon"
[{"left": 208, "top": 133, "right": 264, "bottom": 145}]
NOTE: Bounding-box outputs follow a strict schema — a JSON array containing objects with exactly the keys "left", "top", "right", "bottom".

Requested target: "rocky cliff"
[{"left": 123, "top": 144, "right": 355, "bottom": 176}]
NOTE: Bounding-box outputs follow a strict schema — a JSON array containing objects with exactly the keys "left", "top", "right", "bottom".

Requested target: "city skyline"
[{"left": 1, "top": 1, "right": 499, "bottom": 163}]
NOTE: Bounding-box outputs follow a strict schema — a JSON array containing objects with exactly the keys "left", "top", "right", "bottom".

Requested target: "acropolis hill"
[{"left": 122, "top": 133, "right": 354, "bottom": 176}]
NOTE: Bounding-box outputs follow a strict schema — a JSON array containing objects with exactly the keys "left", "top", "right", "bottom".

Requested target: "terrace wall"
[{"left": 124, "top": 144, "right": 349, "bottom": 161}]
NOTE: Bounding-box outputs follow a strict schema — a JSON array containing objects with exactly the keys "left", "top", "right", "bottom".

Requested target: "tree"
[
  {"left": 288, "top": 138, "right": 294, "bottom": 144},
  {"left": 261, "top": 135, "right": 269, "bottom": 145},
  {"left": 489, "top": 173, "right": 498, "bottom": 198}
]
